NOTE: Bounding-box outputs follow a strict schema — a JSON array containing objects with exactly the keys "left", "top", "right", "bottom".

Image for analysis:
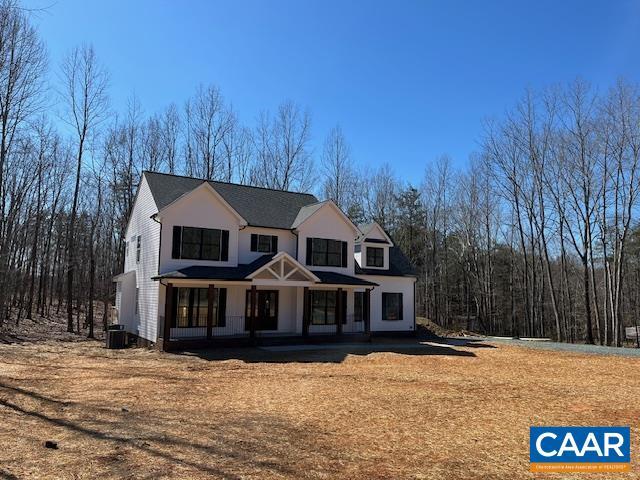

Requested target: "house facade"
[{"left": 114, "top": 171, "right": 416, "bottom": 350}]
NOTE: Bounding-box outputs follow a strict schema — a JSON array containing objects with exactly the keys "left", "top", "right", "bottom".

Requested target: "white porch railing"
[{"left": 169, "top": 314, "right": 366, "bottom": 340}]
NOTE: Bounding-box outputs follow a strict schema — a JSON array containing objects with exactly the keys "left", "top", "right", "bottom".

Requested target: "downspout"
[
  {"left": 151, "top": 213, "right": 163, "bottom": 344},
  {"left": 150, "top": 213, "right": 162, "bottom": 276}
]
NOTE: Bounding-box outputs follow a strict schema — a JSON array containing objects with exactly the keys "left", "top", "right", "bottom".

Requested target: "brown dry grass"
[{"left": 1, "top": 338, "right": 639, "bottom": 479}]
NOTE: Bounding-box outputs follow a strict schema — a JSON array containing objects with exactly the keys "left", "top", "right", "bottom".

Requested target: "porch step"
[{"left": 165, "top": 333, "right": 371, "bottom": 351}]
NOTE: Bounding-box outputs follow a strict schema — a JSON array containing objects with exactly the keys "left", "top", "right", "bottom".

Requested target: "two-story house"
[{"left": 114, "top": 171, "right": 416, "bottom": 350}]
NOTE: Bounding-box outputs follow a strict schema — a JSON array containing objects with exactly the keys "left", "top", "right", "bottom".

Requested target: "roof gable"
[
  {"left": 357, "top": 222, "right": 394, "bottom": 245},
  {"left": 155, "top": 181, "right": 247, "bottom": 224},
  {"left": 291, "top": 200, "right": 360, "bottom": 234},
  {"left": 144, "top": 171, "right": 319, "bottom": 230}
]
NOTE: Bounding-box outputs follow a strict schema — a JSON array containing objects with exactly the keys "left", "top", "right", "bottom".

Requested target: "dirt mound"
[{"left": 415, "top": 316, "right": 477, "bottom": 339}]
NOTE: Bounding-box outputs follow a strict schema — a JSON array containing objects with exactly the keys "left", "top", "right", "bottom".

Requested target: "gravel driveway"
[{"left": 445, "top": 336, "right": 640, "bottom": 357}]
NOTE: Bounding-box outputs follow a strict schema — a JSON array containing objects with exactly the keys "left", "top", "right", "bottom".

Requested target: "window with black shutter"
[
  {"left": 171, "top": 226, "right": 229, "bottom": 261},
  {"left": 172, "top": 287, "right": 226, "bottom": 328},
  {"left": 309, "top": 290, "right": 347, "bottom": 324},
  {"left": 251, "top": 234, "right": 279, "bottom": 253},
  {"left": 307, "top": 238, "right": 348, "bottom": 267}
]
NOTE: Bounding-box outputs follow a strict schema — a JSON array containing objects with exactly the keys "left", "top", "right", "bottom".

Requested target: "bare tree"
[
  {"left": 60, "top": 44, "right": 108, "bottom": 333},
  {"left": 321, "top": 125, "right": 356, "bottom": 211},
  {"left": 161, "top": 103, "right": 180, "bottom": 174},
  {"left": 0, "top": 0, "right": 46, "bottom": 323},
  {"left": 187, "top": 84, "right": 233, "bottom": 179},
  {"left": 252, "top": 101, "right": 314, "bottom": 191}
]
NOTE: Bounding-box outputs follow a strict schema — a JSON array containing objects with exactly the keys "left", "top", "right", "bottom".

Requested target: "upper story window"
[
  {"left": 172, "top": 226, "right": 229, "bottom": 261},
  {"left": 306, "top": 238, "right": 348, "bottom": 267},
  {"left": 366, "top": 246, "right": 384, "bottom": 267},
  {"left": 250, "top": 234, "right": 278, "bottom": 253},
  {"left": 136, "top": 236, "right": 141, "bottom": 263}
]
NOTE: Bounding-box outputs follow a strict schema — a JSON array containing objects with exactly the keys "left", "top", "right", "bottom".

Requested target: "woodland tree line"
[{"left": 1, "top": 1, "right": 640, "bottom": 346}]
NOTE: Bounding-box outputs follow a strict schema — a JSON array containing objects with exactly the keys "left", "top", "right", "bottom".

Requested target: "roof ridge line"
[{"left": 143, "top": 170, "right": 318, "bottom": 198}]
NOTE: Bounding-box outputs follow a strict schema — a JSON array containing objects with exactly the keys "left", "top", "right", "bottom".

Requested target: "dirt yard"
[{"left": 1, "top": 335, "right": 640, "bottom": 479}]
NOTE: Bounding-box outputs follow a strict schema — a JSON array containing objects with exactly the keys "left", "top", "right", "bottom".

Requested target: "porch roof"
[
  {"left": 311, "top": 271, "right": 378, "bottom": 287},
  {"left": 152, "top": 253, "right": 377, "bottom": 287},
  {"left": 152, "top": 254, "right": 275, "bottom": 281}
]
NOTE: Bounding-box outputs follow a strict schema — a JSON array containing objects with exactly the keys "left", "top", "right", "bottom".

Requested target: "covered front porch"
[{"left": 154, "top": 252, "right": 374, "bottom": 351}]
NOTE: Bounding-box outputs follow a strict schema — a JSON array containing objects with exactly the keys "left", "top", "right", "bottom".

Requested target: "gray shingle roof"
[
  {"left": 152, "top": 254, "right": 275, "bottom": 281},
  {"left": 312, "top": 271, "right": 378, "bottom": 286},
  {"left": 144, "top": 171, "right": 318, "bottom": 229},
  {"left": 356, "top": 247, "right": 416, "bottom": 277}
]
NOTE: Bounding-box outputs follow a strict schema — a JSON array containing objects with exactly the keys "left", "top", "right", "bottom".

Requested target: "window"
[
  {"left": 309, "top": 290, "right": 347, "bottom": 325},
  {"left": 250, "top": 234, "right": 278, "bottom": 253},
  {"left": 172, "top": 287, "right": 225, "bottom": 328},
  {"left": 366, "top": 247, "right": 384, "bottom": 267},
  {"left": 354, "top": 292, "right": 364, "bottom": 322},
  {"left": 172, "top": 226, "right": 229, "bottom": 261},
  {"left": 311, "top": 290, "right": 336, "bottom": 325},
  {"left": 382, "top": 293, "right": 403, "bottom": 321},
  {"left": 136, "top": 236, "right": 141, "bottom": 263},
  {"left": 307, "top": 238, "right": 347, "bottom": 267}
]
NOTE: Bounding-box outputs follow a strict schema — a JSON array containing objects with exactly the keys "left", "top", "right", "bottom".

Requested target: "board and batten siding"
[
  {"left": 158, "top": 185, "right": 242, "bottom": 274},
  {"left": 296, "top": 203, "right": 357, "bottom": 274},
  {"left": 237, "top": 226, "right": 296, "bottom": 264},
  {"left": 122, "top": 175, "right": 161, "bottom": 342}
]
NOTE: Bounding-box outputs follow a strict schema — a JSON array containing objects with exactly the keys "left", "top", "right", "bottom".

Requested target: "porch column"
[
  {"left": 163, "top": 283, "right": 174, "bottom": 351},
  {"left": 250, "top": 285, "right": 257, "bottom": 339},
  {"left": 207, "top": 284, "right": 215, "bottom": 340},
  {"left": 364, "top": 288, "right": 371, "bottom": 334},
  {"left": 302, "top": 287, "right": 309, "bottom": 336},
  {"left": 336, "top": 288, "right": 343, "bottom": 335}
]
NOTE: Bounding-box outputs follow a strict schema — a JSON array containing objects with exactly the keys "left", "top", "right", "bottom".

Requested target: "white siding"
[
  {"left": 363, "top": 275, "right": 416, "bottom": 332},
  {"left": 296, "top": 204, "right": 357, "bottom": 274},
  {"left": 159, "top": 185, "right": 242, "bottom": 273},
  {"left": 122, "top": 176, "right": 161, "bottom": 342},
  {"left": 238, "top": 227, "right": 296, "bottom": 264}
]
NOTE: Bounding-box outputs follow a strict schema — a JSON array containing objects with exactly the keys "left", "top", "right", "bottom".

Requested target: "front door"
[{"left": 245, "top": 290, "right": 279, "bottom": 330}]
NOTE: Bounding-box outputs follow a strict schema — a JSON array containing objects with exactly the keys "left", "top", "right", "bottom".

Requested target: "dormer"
[{"left": 355, "top": 222, "right": 394, "bottom": 271}]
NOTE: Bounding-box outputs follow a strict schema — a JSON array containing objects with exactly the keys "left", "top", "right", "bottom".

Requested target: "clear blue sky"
[{"left": 29, "top": 0, "right": 640, "bottom": 185}]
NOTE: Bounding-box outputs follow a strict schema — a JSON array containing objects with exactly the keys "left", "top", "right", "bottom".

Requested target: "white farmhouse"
[{"left": 114, "top": 171, "right": 416, "bottom": 350}]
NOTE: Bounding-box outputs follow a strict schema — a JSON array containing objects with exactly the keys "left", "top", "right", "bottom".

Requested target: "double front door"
[{"left": 245, "top": 290, "right": 278, "bottom": 330}]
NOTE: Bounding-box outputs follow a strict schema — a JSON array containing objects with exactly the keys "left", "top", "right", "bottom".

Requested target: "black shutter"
[
  {"left": 341, "top": 241, "right": 348, "bottom": 267},
  {"left": 271, "top": 235, "right": 278, "bottom": 252},
  {"left": 171, "top": 287, "right": 179, "bottom": 327},
  {"left": 217, "top": 288, "right": 227, "bottom": 327},
  {"left": 342, "top": 290, "right": 347, "bottom": 324},
  {"left": 250, "top": 234, "right": 257, "bottom": 252},
  {"left": 306, "top": 237, "right": 313, "bottom": 265},
  {"left": 382, "top": 293, "right": 388, "bottom": 320},
  {"left": 221, "top": 230, "right": 229, "bottom": 261},
  {"left": 172, "top": 226, "right": 182, "bottom": 259},
  {"left": 398, "top": 294, "right": 403, "bottom": 320}
]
